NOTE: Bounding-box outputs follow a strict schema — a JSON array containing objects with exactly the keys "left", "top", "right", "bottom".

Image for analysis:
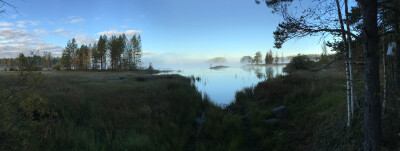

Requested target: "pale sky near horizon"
[{"left": 0, "top": 0, "right": 347, "bottom": 64}]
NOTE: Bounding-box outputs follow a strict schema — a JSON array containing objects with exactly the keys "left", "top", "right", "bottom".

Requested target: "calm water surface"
[{"left": 158, "top": 64, "right": 285, "bottom": 106}]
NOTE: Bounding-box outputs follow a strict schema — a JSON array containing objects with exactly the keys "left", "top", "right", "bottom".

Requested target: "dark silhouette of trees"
[
  {"left": 41, "top": 51, "right": 52, "bottom": 69},
  {"left": 108, "top": 34, "right": 126, "bottom": 70},
  {"left": 256, "top": 0, "right": 381, "bottom": 149},
  {"left": 131, "top": 35, "right": 142, "bottom": 68},
  {"left": 17, "top": 53, "right": 27, "bottom": 71},
  {"left": 61, "top": 39, "right": 77, "bottom": 70},
  {"left": 91, "top": 42, "right": 100, "bottom": 70},
  {"left": 240, "top": 56, "right": 253, "bottom": 64},
  {"left": 265, "top": 49, "right": 273, "bottom": 64},
  {"left": 76, "top": 45, "right": 90, "bottom": 70},
  {"left": 253, "top": 51, "right": 263, "bottom": 64},
  {"left": 97, "top": 35, "right": 108, "bottom": 70}
]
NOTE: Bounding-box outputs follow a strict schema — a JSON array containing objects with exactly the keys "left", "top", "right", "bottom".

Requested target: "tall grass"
[
  {"left": 0, "top": 71, "right": 209, "bottom": 151},
  {"left": 3, "top": 61, "right": 395, "bottom": 150}
]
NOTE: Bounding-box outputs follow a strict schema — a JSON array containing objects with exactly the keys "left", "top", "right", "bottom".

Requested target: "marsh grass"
[
  {"left": 192, "top": 62, "right": 364, "bottom": 150},
  {"left": 2, "top": 61, "right": 396, "bottom": 150},
  {"left": 0, "top": 71, "right": 210, "bottom": 151}
]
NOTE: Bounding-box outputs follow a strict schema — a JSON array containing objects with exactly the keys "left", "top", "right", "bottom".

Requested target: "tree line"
[
  {"left": 0, "top": 34, "right": 143, "bottom": 71},
  {"left": 240, "top": 50, "right": 284, "bottom": 64},
  {"left": 61, "top": 34, "right": 142, "bottom": 70}
]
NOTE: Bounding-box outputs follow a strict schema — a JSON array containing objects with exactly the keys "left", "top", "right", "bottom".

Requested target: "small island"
[{"left": 209, "top": 65, "right": 229, "bottom": 69}]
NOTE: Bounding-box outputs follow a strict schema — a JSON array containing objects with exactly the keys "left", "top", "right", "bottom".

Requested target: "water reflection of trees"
[
  {"left": 241, "top": 65, "right": 275, "bottom": 80},
  {"left": 255, "top": 67, "right": 263, "bottom": 79},
  {"left": 265, "top": 66, "right": 274, "bottom": 79}
]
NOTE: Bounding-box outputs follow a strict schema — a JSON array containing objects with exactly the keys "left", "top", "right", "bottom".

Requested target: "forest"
[{"left": 0, "top": 34, "right": 144, "bottom": 71}]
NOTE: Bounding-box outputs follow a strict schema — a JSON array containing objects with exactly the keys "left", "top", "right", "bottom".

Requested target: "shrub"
[
  {"left": 283, "top": 54, "right": 314, "bottom": 73},
  {"left": 52, "top": 63, "right": 61, "bottom": 70}
]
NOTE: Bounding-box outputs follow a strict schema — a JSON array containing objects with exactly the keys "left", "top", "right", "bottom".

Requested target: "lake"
[{"left": 157, "top": 63, "right": 286, "bottom": 106}]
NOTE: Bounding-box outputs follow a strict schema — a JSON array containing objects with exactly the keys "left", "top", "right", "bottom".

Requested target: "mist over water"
[{"left": 157, "top": 63, "right": 285, "bottom": 105}]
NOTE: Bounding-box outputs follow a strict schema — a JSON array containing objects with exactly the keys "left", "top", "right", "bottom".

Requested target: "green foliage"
[
  {"left": 108, "top": 34, "right": 126, "bottom": 70},
  {"left": 41, "top": 51, "right": 52, "bottom": 69},
  {"left": 61, "top": 38, "right": 77, "bottom": 70},
  {"left": 52, "top": 63, "right": 61, "bottom": 71},
  {"left": 97, "top": 35, "right": 108, "bottom": 70},
  {"left": 16, "top": 52, "right": 43, "bottom": 71},
  {"left": 0, "top": 72, "right": 206, "bottom": 150},
  {"left": 265, "top": 49, "right": 273, "bottom": 64},
  {"left": 0, "top": 72, "right": 57, "bottom": 150},
  {"left": 253, "top": 51, "right": 263, "bottom": 64},
  {"left": 274, "top": 51, "right": 279, "bottom": 64},
  {"left": 76, "top": 45, "right": 90, "bottom": 70},
  {"left": 130, "top": 34, "right": 142, "bottom": 69},
  {"left": 283, "top": 54, "right": 314, "bottom": 73},
  {"left": 17, "top": 53, "right": 27, "bottom": 71}
]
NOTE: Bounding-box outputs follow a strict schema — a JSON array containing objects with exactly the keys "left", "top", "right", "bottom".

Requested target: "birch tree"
[
  {"left": 344, "top": 0, "right": 355, "bottom": 119},
  {"left": 334, "top": 0, "right": 352, "bottom": 127}
]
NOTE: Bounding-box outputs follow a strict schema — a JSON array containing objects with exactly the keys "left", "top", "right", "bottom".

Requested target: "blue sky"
[{"left": 0, "top": 0, "right": 338, "bottom": 64}]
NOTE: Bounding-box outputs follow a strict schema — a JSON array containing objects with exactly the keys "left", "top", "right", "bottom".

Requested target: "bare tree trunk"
[
  {"left": 346, "top": 58, "right": 351, "bottom": 127},
  {"left": 345, "top": 0, "right": 355, "bottom": 117},
  {"left": 335, "top": 0, "right": 351, "bottom": 127},
  {"left": 394, "top": 5, "right": 400, "bottom": 143},
  {"left": 358, "top": 0, "right": 381, "bottom": 150},
  {"left": 100, "top": 57, "right": 103, "bottom": 70},
  {"left": 383, "top": 48, "right": 387, "bottom": 116}
]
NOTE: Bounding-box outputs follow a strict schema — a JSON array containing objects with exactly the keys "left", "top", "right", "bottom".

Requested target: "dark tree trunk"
[
  {"left": 100, "top": 57, "right": 103, "bottom": 70},
  {"left": 358, "top": 0, "right": 381, "bottom": 150},
  {"left": 394, "top": 3, "right": 400, "bottom": 121}
]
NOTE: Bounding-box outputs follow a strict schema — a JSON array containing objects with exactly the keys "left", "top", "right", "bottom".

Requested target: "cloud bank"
[{"left": 97, "top": 30, "right": 142, "bottom": 37}]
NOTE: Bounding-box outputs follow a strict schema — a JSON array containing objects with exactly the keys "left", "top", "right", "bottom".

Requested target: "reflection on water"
[{"left": 158, "top": 64, "right": 285, "bottom": 106}]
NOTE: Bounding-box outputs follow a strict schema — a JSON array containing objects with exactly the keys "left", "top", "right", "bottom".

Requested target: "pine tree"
[
  {"left": 108, "top": 34, "right": 126, "bottom": 70},
  {"left": 253, "top": 51, "right": 262, "bottom": 64},
  {"left": 264, "top": 49, "right": 273, "bottom": 64},
  {"left": 97, "top": 35, "right": 108, "bottom": 70},
  {"left": 61, "top": 39, "right": 77, "bottom": 70},
  {"left": 134, "top": 35, "right": 142, "bottom": 67}
]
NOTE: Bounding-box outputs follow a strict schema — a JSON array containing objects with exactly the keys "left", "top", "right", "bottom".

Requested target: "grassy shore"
[
  {"left": 0, "top": 71, "right": 211, "bottom": 150},
  {"left": 1, "top": 62, "right": 398, "bottom": 150}
]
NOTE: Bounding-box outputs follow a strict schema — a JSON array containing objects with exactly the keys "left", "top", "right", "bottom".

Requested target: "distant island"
[
  {"left": 209, "top": 65, "right": 229, "bottom": 69},
  {"left": 207, "top": 57, "right": 227, "bottom": 63}
]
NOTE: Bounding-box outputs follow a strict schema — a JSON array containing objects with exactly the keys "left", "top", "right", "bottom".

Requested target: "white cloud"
[
  {"left": 97, "top": 30, "right": 142, "bottom": 37},
  {"left": 68, "top": 16, "right": 85, "bottom": 24},
  {"left": 10, "top": 14, "right": 18, "bottom": 19},
  {"left": 0, "top": 22, "right": 13, "bottom": 27},
  {"left": 140, "top": 51, "right": 156, "bottom": 55},
  {"left": 76, "top": 37, "right": 97, "bottom": 45},
  {"left": 35, "top": 45, "right": 63, "bottom": 52},
  {"left": 0, "top": 28, "right": 37, "bottom": 39},
  {"left": 34, "top": 29, "right": 50, "bottom": 34},
  {"left": 16, "top": 21, "right": 26, "bottom": 28},
  {"left": 16, "top": 20, "right": 40, "bottom": 28},
  {"left": 53, "top": 28, "right": 69, "bottom": 37},
  {"left": 34, "top": 28, "right": 70, "bottom": 37},
  {"left": 0, "top": 28, "right": 62, "bottom": 58}
]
